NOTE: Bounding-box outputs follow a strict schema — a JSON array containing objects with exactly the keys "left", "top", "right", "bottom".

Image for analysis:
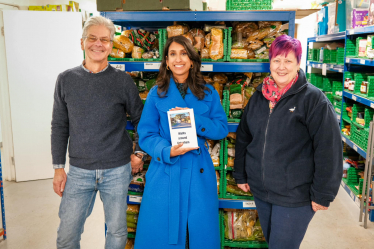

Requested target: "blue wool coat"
[{"left": 134, "top": 79, "right": 228, "bottom": 249}]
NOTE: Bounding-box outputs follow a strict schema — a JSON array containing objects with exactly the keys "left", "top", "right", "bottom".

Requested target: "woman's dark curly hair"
[{"left": 156, "top": 35, "right": 211, "bottom": 100}]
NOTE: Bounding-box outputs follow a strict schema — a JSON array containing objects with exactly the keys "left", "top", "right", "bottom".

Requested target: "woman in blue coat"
[{"left": 134, "top": 36, "right": 228, "bottom": 249}]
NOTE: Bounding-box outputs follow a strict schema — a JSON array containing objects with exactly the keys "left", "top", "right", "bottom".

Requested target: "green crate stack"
[
  {"left": 220, "top": 210, "right": 268, "bottom": 248},
  {"left": 351, "top": 104, "right": 365, "bottom": 123},
  {"left": 307, "top": 48, "right": 313, "bottom": 61},
  {"left": 313, "top": 49, "right": 320, "bottom": 62},
  {"left": 202, "top": 28, "right": 228, "bottom": 62},
  {"left": 315, "top": 74, "right": 323, "bottom": 90},
  {"left": 323, "top": 77, "right": 333, "bottom": 92},
  {"left": 332, "top": 81, "right": 342, "bottom": 97},
  {"left": 108, "top": 28, "right": 165, "bottom": 62},
  {"left": 325, "top": 92, "right": 333, "bottom": 105},
  {"left": 333, "top": 98, "right": 342, "bottom": 114},
  {"left": 227, "top": 27, "right": 268, "bottom": 62},
  {"left": 226, "top": 0, "right": 273, "bottom": 10},
  {"left": 346, "top": 38, "right": 356, "bottom": 57},
  {"left": 363, "top": 108, "right": 374, "bottom": 128},
  {"left": 330, "top": 49, "right": 337, "bottom": 64},
  {"left": 366, "top": 76, "right": 374, "bottom": 99},
  {"left": 223, "top": 90, "right": 230, "bottom": 117},
  {"left": 323, "top": 49, "right": 331, "bottom": 63},
  {"left": 351, "top": 124, "right": 368, "bottom": 151},
  {"left": 337, "top": 47, "right": 345, "bottom": 64},
  {"left": 347, "top": 167, "right": 359, "bottom": 185},
  {"left": 345, "top": 71, "right": 354, "bottom": 81},
  {"left": 355, "top": 37, "right": 365, "bottom": 57},
  {"left": 358, "top": 178, "right": 368, "bottom": 195}
]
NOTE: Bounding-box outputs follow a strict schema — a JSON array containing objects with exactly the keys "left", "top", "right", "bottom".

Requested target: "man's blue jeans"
[{"left": 57, "top": 163, "right": 132, "bottom": 249}]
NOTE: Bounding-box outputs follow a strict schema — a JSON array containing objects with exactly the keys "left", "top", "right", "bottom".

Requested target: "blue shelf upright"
[{"left": 0, "top": 151, "right": 6, "bottom": 239}]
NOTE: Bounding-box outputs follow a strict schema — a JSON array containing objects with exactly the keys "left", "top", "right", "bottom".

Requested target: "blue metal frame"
[
  {"left": 0, "top": 152, "right": 6, "bottom": 239},
  {"left": 306, "top": 61, "right": 344, "bottom": 73},
  {"left": 307, "top": 32, "right": 345, "bottom": 43}
]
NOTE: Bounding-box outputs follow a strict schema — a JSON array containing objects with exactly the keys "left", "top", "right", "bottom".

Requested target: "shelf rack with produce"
[
  {"left": 307, "top": 28, "right": 374, "bottom": 225},
  {"left": 101, "top": 10, "right": 296, "bottom": 245}
]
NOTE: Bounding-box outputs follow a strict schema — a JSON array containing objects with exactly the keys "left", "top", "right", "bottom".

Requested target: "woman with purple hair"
[{"left": 233, "top": 35, "right": 342, "bottom": 248}]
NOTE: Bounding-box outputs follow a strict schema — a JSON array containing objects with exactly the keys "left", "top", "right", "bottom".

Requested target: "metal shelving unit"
[{"left": 306, "top": 29, "right": 374, "bottom": 226}]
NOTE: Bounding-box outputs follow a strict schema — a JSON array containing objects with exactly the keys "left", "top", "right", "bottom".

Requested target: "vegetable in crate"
[
  {"left": 127, "top": 214, "right": 138, "bottom": 224},
  {"left": 226, "top": 172, "right": 237, "bottom": 185},
  {"left": 110, "top": 48, "right": 125, "bottom": 58},
  {"left": 209, "top": 28, "right": 224, "bottom": 60},
  {"left": 113, "top": 35, "right": 134, "bottom": 53},
  {"left": 243, "top": 86, "right": 256, "bottom": 107},
  {"left": 227, "top": 185, "right": 253, "bottom": 196},
  {"left": 127, "top": 204, "right": 140, "bottom": 215},
  {"left": 224, "top": 210, "right": 260, "bottom": 241}
]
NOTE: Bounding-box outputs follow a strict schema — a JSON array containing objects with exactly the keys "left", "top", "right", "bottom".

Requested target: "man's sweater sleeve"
[
  {"left": 233, "top": 101, "right": 253, "bottom": 184},
  {"left": 307, "top": 101, "right": 343, "bottom": 207},
  {"left": 51, "top": 74, "right": 69, "bottom": 165},
  {"left": 124, "top": 74, "right": 145, "bottom": 153}
]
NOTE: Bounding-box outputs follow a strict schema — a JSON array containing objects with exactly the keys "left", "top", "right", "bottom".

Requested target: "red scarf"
[{"left": 262, "top": 74, "right": 299, "bottom": 112}]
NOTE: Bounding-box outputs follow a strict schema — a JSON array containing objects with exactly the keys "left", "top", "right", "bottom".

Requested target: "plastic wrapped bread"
[
  {"left": 246, "top": 27, "right": 272, "bottom": 42},
  {"left": 167, "top": 25, "right": 185, "bottom": 37},
  {"left": 189, "top": 28, "right": 205, "bottom": 51},
  {"left": 113, "top": 35, "right": 134, "bottom": 53},
  {"left": 205, "top": 33, "right": 212, "bottom": 48},
  {"left": 209, "top": 28, "right": 224, "bottom": 60},
  {"left": 213, "top": 73, "right": 228, "bottom": 84},
  {"left": 125, "top": 238, "right": 135, "bottom": 249},
  {"left": 110, "top": 48, "right": 125, "bottom": 58},
  {"left": 230, "top": 49, "right": 247, "bottom": 59},
  {"left": 201, "top": 47, "right": 210, "bottom": 59},
  {"left": 132, "top": 46, "right": 145, "bottom": 59}
]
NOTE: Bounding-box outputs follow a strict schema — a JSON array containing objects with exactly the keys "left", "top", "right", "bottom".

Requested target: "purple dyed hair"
[{"left": 269, "top": 35, "right": 302, "bottom": 64}]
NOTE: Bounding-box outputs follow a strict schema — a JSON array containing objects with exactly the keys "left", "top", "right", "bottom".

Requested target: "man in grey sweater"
[{"left": 51, "top": 16, "right": 146, "bottom": 249}]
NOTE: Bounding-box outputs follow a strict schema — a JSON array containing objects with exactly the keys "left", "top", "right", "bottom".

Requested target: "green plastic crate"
[
  {"left": 227, "top": 27, "right": 269, "bottom": 62},
  {"left": 355, "top": 37, "right": 364, "bottom": 57},
  {"left": 332, "top": 81, "right": 342, "bottom": 97},
  {"left": 108, "top": 28, "right": 165, "bottom": 62},
  {"left": 323, "top": 77, "right": 333, "bottom": 92},
  {"left": 337, "top": 47, "right": 345, "bottom": 64},
  {"left": 202, "top": 28, "right": 228, "bottom": 62},
  {"left": 226, "top": 0, "right": 273, "bottom": 10},
  {"left": 222, "top": 170, "right": 254, "bottom": 200},
  {"left": 347, "top": 167, "right": 359, "bottom": 184}
]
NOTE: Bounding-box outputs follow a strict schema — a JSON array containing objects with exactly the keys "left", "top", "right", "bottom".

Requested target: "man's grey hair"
[{"left": 82, "top": 16, "right": 115, "bottom": 40}]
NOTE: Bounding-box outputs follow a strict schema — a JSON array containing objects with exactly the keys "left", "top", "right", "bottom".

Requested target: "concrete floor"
[{"left": 0, "top": 179, "right": 373, "bottom": 249}]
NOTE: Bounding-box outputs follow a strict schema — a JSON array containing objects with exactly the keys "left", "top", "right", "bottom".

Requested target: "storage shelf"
[
  {"left": 218, "top": 199, "right": 256, "bottom": 209},
  {"left": 307, "top": 32, "right": 345, "bottom": 42},
  {"left": 341, "top": 179, "right": 361, "bottom": 208},
  {"left": 101, "top": 11, "right": 197, "bottom": 22},
  {"left": 341, "top": 134, "right": 366, "bottom": 158},
  {"left": 306, "top": 61, "right": 344, "bottom": 73},
  {"left": 228, "top": 122, "right": 239, "bottom": 132},
  {"left": 343, "top": 91, "right": 374, "bottom": 110},
  {"left": 109, "top": 61, "right": 271, "bottom": 72},
  {"left": 346, "top": 58, "right": 374, "bottom": 67},
  {"left": 347, "top": 26, "right": 374, "bottom": 35}
]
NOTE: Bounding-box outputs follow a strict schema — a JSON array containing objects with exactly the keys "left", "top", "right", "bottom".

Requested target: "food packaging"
[
  {"left": 352, "top": 9, "right": 369, "bottom": 29},
  {"left": 213, "top": 82, "right": 224, "bottom": 99},
  {"left": 234, "top": 22, "right": 258, "bottom": 33},
  {"left": 122, "top": 29, "right": 133, "bottom": 37},
  {"left": 125, "top": 238, "right": 135, "bottom": 249},
  {"left": 224, "top": 210, "right": 264, "bottom": 241},
  {"left": 194, "top": 36, "right": 205, "bottom": 51},
  {"left": 203, "top": 75, "right": 214, "bottom": 83},
  {"left": 167, "top": 25, "right": 185, "bottom": 37},
  {"left": 230, "top": 49, "right": 247, "bottom": 59},
  {"left": 132, "top": 46, "right": 145, "bottom": 59},
  {"left": 366, "top": 35, "right": 374, "bottom": 59},
  {"left": 209, "top": 28, "right": 224, "bottom": 60},
  {"left": 110, "top": 48, "right": 125, "bottom": 58},
  {"left": 201, "top": 48, "right": 210, "bottom": 59},
  {"left": 246, "top": 49, "right": 256, "bottom": 59},
  {"left": 227, "top": 132, "right": 237, "bottom": 140},
  {"left": 246, "top": 27, "right": 272, "bottom": 42},
  {"left": 127, "top": 204, "right": 140, "bottom": 215},
  {"left": 232, "top": 32, "right": 244, "bottom": 49},
  {"left": 113, "top": 35, "right": 134, "bottom": 53},
  {"left": 249, "top": 40, "right": 264, "bottom": 50},
  {"left": 216, "top": 171, "right": 220, "bottom": 194},
  {"left": 182, "top": 32, "right": 194, "bottom": 45},
  {"left": 213, "top": 73, "right": 228, "bottom": 84},
  {"left": 205, "top": 33, "right": 212, "bottom": 48},
  {"left": 358, "top": 39, "right": 368, "bottom": 57}
]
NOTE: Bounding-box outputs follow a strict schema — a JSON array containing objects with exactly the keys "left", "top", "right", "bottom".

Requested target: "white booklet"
[{"left": 167, "top": 108, "right": 198, "bottom": 148}]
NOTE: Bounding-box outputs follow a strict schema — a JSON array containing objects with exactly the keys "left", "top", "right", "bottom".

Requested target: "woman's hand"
[
  {"left": 311, "top": 201, "right": 328, "bottom": 212},
  {"left": 169, "top": 107, "right": 189, "bottom": 112},
  {"left": 170, "top": 143, "right": 199, "bottom": 157},
  {"left": 237, "top": 183, "right": 250, "bottom": 193}
]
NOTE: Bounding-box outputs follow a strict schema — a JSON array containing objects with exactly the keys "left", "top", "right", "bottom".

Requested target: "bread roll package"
[
  {"left": 132, "top": 46, "right": 145, "bottom": 59},
  {"left": 209, "top": 28, "right": 224, "bottom": 60},
  {"left": 167, "top": 25, "right": 185, "bottom": 37},
  {"left": 246, "top": 27, "right": 272, "bottom": 42},
  {"left": 205, "top": 33, "right": 212, "bottom": 48},
  {"left": 182, "top": 32, "right": 194, "bottom": 45},
  {"left": 113, "top": 35, "right": 134, "bottom": 53},
  {"left": 230, "top": 49, "right": 247, "bottom": 59},
  {"left": 110, "top": 48, "right": 125, "bottom": 58},
  {"left": 213, "top": 73, "right": 228, "bottom": 84},
  {"left": 194, "top": 36, "right": 205, "bottom": 51},
  {"left": 201, "top": 47, "right": 210, "bottom": 59}
]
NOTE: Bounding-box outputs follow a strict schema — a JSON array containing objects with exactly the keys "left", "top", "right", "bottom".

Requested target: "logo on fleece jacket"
[{"left": 289, "top": 107, "right": 296, "bottom": 112}]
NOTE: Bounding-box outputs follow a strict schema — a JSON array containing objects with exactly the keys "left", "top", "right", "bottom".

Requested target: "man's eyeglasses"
[{"left": 83, "top": 36, "right": 112, "bottom": 44}]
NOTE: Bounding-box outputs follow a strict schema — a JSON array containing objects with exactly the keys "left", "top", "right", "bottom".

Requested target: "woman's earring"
[
  {"left": 297, "top": 68, "right": 300, "bottom": 73},
  {"left": 167, "top": 65, "right": 170, "bottom": 70},
  {"left": 191, "top": 64, "right": 193, "bottom": 69}
]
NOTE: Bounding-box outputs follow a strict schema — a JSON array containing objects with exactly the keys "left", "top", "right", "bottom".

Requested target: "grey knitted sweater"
[{"left": 51, "top": 65, "right": 143, "bottom": 170}]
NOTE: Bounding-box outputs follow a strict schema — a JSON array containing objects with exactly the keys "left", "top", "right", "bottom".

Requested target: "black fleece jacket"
[{"left": 233, "top": 69, "right": 343, "bottom": 208}]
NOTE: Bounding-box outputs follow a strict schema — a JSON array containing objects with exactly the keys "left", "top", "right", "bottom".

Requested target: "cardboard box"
[
  {"left": 28, "top": 6, "right": 45, "bottom": 11},
  {"left": 97, "top": 0, "right": 203, "bottom": 11},
  {"left": 368, "top": 0, "right": 374, "bottom": 26}
]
